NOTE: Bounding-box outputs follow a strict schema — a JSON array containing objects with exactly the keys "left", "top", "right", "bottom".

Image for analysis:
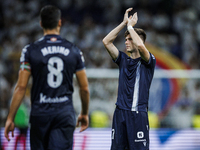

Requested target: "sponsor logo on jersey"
[
  {"left": 135, "top": 139, "right": 146, "bottom": 142},
  {"left": 137, "top": 131, "right": 144, "bottom": 139},
  {"left": 40, "top": 93, "right": 69, "bottom": 103},
  {"left": 135, "top": 131, "right": 146, "bottom": 143}
]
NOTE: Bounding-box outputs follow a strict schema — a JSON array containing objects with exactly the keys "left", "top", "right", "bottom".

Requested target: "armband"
[{"left": 20, "top": 62, "right": 31, "bottom": 72}]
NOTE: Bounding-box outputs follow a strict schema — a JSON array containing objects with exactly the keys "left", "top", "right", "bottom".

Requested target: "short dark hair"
[
  {"left": 40, "top": 5, "right": 61, "bottom": 29},
  {"left": 124, "top": 28, "right": 146, "bottom": 43}
]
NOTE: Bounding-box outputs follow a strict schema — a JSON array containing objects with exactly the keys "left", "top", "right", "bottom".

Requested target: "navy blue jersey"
[
  {"left": 114, "top": 51, "right": 156, "bottom": 112},
  {"left": 20, "top": 34, "right": 85, "bottom": 116}
]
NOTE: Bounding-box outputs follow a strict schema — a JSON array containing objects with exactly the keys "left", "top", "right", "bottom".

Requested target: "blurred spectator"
[
  {"left": 148, "top": 111, "right": 160, "bottom": 128},
  {"left": 90, "top": 110, "right": 110, "bottom": 128},
  {"left": 192, "top": 100, "right": 200, "bottom": 128},
  {"left": 165, "top": 87, "right": 194, "bottom": 129}
]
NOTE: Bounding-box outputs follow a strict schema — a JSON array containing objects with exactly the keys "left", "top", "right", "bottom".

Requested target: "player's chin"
[{"left": 126, "top": 49, "right": 132, "bottom": 53}]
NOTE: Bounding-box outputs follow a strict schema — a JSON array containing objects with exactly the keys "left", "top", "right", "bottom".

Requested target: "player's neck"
[
  {"left": 43, "top": 28, "right": 60, "bottom": 36},
  {"left": 128, "top": 51, "right": 140, "bottom": 59}
]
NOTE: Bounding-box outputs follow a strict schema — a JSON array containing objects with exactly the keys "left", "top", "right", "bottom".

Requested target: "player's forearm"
[
  {"left": 102, "top": 22, "right": 126, "bottom": 60},
  {"left": 7, "top": 86, "right": 26, "bottom": 121},
  {"left": 128, "top": 27, "right": 144, "bottom": 47},
  {"left": 102, "top": 21, "right": 126, "bottom": 45},
  {"left": 80, "top": 87, "right": 90, "bottom": 115},
  {"left": 128, "top": 27, "right": 150, "bottom": 62}
]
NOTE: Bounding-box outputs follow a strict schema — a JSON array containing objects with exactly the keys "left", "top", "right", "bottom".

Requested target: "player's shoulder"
[
  {"left": 26, "top": 37, "right": 44, "bottom": 48},
  {"left": 120, "top": 51, "right": 129, "bottom": 58},
  {"left": 61, "top": 39, "right": 82, "bottom": 55},
  {"left": 22, "top": 43, "right": 35, "bottom": 52},
  {"left": 64, "top": 40, "right": 81, "bottom": 53},
  {"left": 149, "top": 52, "right": 156, "bottom": 65},
  {"left": 33, "top": 36, "right": 45, "bottom": 46},
  {"left": 149, "top": 52, "right": 156, "bottom": 60},
  {"left": 61, "top": 38, "right": 75, "bottom": 49}
]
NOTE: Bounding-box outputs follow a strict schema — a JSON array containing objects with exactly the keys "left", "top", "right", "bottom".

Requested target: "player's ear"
[
  {"left": 58, "top": 19, "right": 62, "bottom": 27},
  {"left": 40, "top": 21, "right": 43, "bottom": 28}
]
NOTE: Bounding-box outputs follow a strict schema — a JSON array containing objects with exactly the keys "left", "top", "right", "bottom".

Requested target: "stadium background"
[{"left": 1, "top": 0, "right": 200, "bottom": 149}]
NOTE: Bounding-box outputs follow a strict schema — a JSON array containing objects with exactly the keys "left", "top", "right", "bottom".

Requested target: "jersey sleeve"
[
  {"left": 143, "top": 52, "right": 156, "bottom": 69},
  {"left": 113, "top": 50, "right": 123, "bottom": 66},
  {"left": 148, "top": 52, "right": 156, "bottom": 68},
  {"left": 19, "top": 44, "right": 31, "bottom": 72},
  {"left": 73, "top": 46, "right": 85, "bottom": 72}
]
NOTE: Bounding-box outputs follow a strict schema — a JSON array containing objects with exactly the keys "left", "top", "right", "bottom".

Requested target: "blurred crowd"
[{"left": 1, "top": 0, "right": 200, "bottom": 128}]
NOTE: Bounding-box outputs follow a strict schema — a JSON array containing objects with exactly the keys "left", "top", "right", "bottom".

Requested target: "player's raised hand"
[
  {"left": 123, "top": 8, "right": 133, "bottom": 24},
  {"left": 4, "top": 119, "right": 15, "bottom": 141},
  {"left": 127, "top": 12, "right": 138, "bottom": 27},
  {"left": 76, "top": 114, "right": 89, "bottom": 132}
]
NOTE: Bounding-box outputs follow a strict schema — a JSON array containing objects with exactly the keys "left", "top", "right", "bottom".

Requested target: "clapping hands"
[{"left": 123, "top": 8, "right": 138, "bottom": 27}]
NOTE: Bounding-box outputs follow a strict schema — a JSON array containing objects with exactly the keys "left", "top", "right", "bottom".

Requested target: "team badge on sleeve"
[{"left": 20, "top": 62, "right": 31, "bottom": 72}]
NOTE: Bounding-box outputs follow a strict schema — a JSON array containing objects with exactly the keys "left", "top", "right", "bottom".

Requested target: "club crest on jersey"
[{"left": 50, "top": 37, "right": 57, "bottom": 42}]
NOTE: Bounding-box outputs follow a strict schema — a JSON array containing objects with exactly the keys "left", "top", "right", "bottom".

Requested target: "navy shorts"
[
  {"left": 30, "top": 110, "right": 76, "bottom": 150},
  {"left": 111, "top": 106, "right": 149, "bottom": 150}
]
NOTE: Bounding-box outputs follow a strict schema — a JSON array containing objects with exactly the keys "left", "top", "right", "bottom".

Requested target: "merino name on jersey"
[{"left": 41, "top": 46, "right": 70, "bottom": 56}]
